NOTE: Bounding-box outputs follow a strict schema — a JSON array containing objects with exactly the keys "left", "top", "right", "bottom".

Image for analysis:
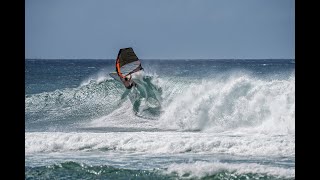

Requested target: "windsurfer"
[
  {"left": 120, "top": 74, "right": 136, "bottom": 89},
  {"left": 114, "top": 47, "right": 142, "bottom": 89}
]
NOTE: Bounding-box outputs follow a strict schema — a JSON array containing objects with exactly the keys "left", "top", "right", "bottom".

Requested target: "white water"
[
  {"left": 26, "top": 60, "right": 295, "bottom": 179},
  {"left": 25, "top": 130, "right": 295, "bottom": 178},
  {"left": 25, "top": 72, "right": 295, "bottom": 179},
  {"left": 25, "top": 132, "right": 294, "bottom": 157},
  {"left": 26, "top": 72, "right": 295, "bottom": 135},
  {"left": 165, "top": 161, "right": 294, "bottom": 179},
  {"left": 85, "top": 73, "right": 295, "bottom": 135}
]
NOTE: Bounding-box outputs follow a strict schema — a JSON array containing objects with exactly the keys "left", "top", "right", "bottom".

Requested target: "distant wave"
[{"left": 80, "top": 69, "right": 113, "bottom": 86}]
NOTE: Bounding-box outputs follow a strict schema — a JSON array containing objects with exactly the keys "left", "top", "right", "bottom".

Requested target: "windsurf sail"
[{"left": 115, "top": 47, "right": 143, "bottom": 78}]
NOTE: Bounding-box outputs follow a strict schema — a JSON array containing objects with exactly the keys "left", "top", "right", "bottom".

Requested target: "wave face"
[{"left": 25, "top": 59, "right": 295, "bottom": 179}]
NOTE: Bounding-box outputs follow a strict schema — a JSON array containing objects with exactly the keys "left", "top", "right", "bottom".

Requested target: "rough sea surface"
[{"left": 25, "top": 59, "right": 295, "bottom": 179}]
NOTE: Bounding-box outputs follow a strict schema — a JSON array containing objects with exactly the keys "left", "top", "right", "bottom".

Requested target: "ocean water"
[{"left": 25, "top": 59, "right": 295, "bottom": 179}]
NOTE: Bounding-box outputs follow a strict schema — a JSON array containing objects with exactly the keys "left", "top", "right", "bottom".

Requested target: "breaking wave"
[{"left": 26, "top": 71, "right": 294, "bottom": 134}]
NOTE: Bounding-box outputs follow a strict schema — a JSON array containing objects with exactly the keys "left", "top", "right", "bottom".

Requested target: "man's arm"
[{"left": 119, "top": 76, "right": 125, "bottom": 83}]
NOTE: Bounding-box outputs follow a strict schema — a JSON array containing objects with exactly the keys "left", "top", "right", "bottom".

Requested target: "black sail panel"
[{"left": 116, "top": 47, "right": 142, "bottom": 77}]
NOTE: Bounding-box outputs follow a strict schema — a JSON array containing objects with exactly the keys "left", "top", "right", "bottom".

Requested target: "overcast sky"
[{"left": 25, "top": 0, "right": 294, "bottom": 59}]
